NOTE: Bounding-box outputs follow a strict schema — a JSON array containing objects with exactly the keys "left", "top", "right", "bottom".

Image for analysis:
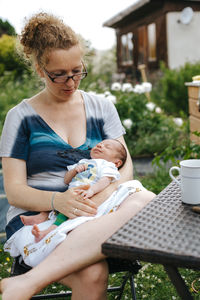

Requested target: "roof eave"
[{"left": 103, "top": 0, "right": 151, "bottom": 28}]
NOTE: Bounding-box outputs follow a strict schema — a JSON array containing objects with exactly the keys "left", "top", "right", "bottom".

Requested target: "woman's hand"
[{"left": 54, "top": 185, "right": 97, "bottom": 219}]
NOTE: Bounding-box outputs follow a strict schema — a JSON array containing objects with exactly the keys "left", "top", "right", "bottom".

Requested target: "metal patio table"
[{"left": 102, "top": 178, "right": 200, "bottom": 299}]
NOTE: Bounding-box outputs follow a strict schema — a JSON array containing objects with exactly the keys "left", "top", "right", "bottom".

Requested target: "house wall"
[{"left": 167, "top": 12, "right": 200, "bottom": 69}]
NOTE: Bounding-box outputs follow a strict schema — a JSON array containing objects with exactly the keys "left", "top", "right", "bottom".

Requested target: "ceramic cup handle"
[{"left": 169, "top": 166, "right": 181, "bottom": 186}]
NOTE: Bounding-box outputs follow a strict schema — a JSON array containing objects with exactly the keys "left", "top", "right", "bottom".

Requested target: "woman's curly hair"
[{"left": 20, "top": 12, "right": 82, "bottom": 67}]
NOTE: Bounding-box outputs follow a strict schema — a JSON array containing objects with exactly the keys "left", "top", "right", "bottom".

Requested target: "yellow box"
[
  {"left": 187, "top": 85, "right": 200, "bottom": 100},
  {"left": 189, "top": 115, "right": 200, "bottom": 144},
  {"left": 189, "top": 98, "right": 200, "bottom": 118}
]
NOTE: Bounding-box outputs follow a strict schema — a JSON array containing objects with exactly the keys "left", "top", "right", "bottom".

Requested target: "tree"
[
  {"left": 0, "top": 18, "right": 16, "bottom": 36},
  {"left": 0, "top": 34, "right": 29, "bottom": 76}
]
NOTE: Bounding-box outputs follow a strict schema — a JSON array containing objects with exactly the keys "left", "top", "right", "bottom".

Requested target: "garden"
[{"left": 1, "top": 31, "right": 200, "bottom": 299}]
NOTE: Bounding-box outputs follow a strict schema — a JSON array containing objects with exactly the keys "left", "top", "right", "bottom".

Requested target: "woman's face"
[{"left": 41, "top": 45, "right": 84, "bottom": 101}]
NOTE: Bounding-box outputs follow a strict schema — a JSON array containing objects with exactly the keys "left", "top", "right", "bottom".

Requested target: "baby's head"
[{"left": 90, "top": 139, "right": 127, "bottom": 169}]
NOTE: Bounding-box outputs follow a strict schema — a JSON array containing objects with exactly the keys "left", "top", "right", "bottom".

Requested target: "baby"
[{"left": 21, "top": 139, "right": 127, "bottom": 242}]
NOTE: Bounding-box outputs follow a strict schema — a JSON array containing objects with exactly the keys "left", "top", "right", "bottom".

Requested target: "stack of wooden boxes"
[{"left": 185, "top": 82, "right": 200, "bottom": 144}]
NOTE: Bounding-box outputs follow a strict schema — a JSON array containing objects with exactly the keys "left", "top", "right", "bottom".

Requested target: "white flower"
[
  {"left": 111, "top": 82, "right": 122, "bottom": 91},
  {"left": 104, "top": 91, "right": 111, "bottom": 97},
  {"left": 123, "top": 119, "right": 133, "bottom": 129},
  {"left": 133, "top": 84, "right": 145, "bottom": 94},
  {"left": 122, "top": 83, "right": 133, "bottom": 92},
  {"left": 142, "top": 82, "right": 152, "bottom": 93},
  {"left": 146, "top": 102, "right": 156, "bottom": 111},
  {"left": 155, "top": 107, "right": 162, "bottom": 113},
  {"left": 173, "top": 118, "right": 183, "bottom": 127},
  {"left": 106, "top": 95, "right": 117, "bottom": 104},
  {"left": 150, "top": 284, "right": 155, "bottom": 289},
  {"left": 142, "top": 295, "right": 147, "bottom": 298}
]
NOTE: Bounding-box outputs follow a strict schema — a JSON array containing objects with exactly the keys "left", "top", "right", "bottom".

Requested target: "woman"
[{"left": 0, "top": 12, "right": 155, "bottom": 300}]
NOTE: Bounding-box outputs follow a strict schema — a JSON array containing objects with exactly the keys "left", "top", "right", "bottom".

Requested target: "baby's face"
[{"left": 90, "top": 139, "right": 120, "bottom": 163}]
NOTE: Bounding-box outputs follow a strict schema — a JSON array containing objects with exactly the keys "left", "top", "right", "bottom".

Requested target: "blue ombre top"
[{"left": 0, "top": 90, "right": 125, "bottom": 222}]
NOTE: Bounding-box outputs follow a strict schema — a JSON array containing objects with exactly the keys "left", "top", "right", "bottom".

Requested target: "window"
[
  {"left": 147, "top": 23, "right": 157, "bottom": 62},
  {"left": 121, "top": 32, "right": 134, "bottom": 65}
]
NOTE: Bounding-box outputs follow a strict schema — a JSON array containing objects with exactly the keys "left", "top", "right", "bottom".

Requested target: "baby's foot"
[
  {"left": 32, "top": 224, "right": 57, "bottom": 243},
  {"left": 31, "top": 224, "right": 44, "bottom": 242},
  {"left": 20, "top": 212, "right": 48, "bottom": 225}
]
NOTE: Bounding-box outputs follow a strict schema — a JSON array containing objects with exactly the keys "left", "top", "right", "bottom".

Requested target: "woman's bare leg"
[
  {"left": 0, "top": 190, "right": 155, "bottom": 300},
  {"left": 59, "top": 260, "right": 109, "bottom": 300}
]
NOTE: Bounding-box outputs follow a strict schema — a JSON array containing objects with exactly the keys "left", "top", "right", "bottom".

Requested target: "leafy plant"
[
  {"left": 114, "top": 91, "right": 187, "bottom": 157},
  {"left": 152, "top": 61, "right": 200, "bottom": 116},
  {"left": 153, "top": 130, "right": 200, "bottom": 169},
  {"left": 0, "top": 18, "right": 16, "bottom": 36},
  {"left": 137, "top": 167, "right": 171, "bottom": 195},
  {"left": 0, "top": 34, "right": 30, "bottom": 76},
  {"left": 0, "top": 71, "right": 43, "bottom": 132}
]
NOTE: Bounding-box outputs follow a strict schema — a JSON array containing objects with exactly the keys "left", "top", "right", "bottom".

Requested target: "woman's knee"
[
  {"left": 77, "top": 260, "right": 109, "bottom": 287},
  {"left": 119, "top": 190, "right": 155, "bottom": 215},
  {"left": 140, "top": 190, "right": 156, "bottom": 203}
]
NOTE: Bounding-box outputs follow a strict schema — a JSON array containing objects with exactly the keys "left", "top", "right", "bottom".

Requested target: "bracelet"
[{"left": 51, "top": 192, "right": 57, "bottom": 212}]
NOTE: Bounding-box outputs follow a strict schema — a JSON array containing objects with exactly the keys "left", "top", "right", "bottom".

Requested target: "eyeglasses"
[{"left": 43, "top": 62, "right": 87, "bottom": 84}]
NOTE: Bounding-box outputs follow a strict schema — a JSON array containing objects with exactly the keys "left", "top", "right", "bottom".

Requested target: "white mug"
[{"left": 169, "top": 159, "right": 200, "bottom": 205}]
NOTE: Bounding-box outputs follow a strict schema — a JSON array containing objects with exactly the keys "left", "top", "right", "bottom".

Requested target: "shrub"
[
  {"left": 153, "top": 130, "right": 200, "bottom": 168},
  {"left": 0, "top": 18, "right": 16, "bottom": 36},
  {"left": 0, "top": 71, "right": 42, "bottom": 132},
  {"left": 113, "top": 90, "right": 187, "bottom": 157},
  {"left": 0, "top": 34, "right": 30, "bottom": 76},
  {"left": 152, "top": 61, "right": 200, "bottom": 116}
]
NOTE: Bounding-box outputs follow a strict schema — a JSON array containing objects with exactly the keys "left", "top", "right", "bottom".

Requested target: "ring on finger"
[{"left": 73, "top": 208, "right": 78, "bottom": 215}]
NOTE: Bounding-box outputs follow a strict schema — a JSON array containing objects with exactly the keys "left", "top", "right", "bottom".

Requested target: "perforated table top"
[{"left": 102, "top": 178, "right": 200, "bottom": 269}]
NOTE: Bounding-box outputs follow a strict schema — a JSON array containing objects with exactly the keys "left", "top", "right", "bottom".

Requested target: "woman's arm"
[
  {"left": 2, "top": 157, "right": 97, "bottom": 218},
  {"left": 116, "top": 135, "right": 133, "bottom": 182},
  {"left": 2, "top": 157, "right": 52, "bottom": 211},
  {"left": 91, "top": 135, "right": 133, "bottom": 207}
]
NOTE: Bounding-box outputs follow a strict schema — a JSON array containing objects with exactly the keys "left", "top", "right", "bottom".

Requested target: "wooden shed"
[{"left": 103, "top": 0, "right": 200, "bottom": 78}]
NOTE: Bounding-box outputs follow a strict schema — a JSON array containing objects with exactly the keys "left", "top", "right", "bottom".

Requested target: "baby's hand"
[
  {"left": 83, "top": 188, "right": 95, "bottom": 198},
  {"left": 75, "top": 164, "right": 87, "bottom": 173},
  {"left": 76, "top": 187, "right": 94, "bottom": 199}
]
